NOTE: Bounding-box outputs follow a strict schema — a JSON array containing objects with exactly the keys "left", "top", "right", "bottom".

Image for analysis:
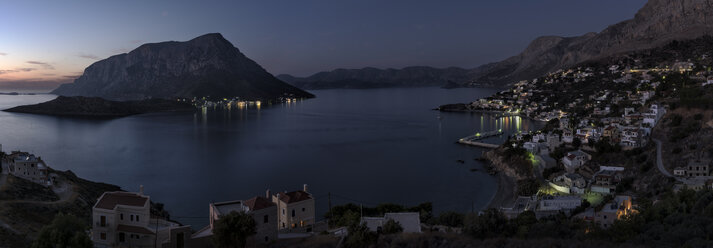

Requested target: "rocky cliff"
[
  {"left": 52, "top": 33, "right": 314, "bottom": 100},
  {"left": 471, "top": 0, "right": 713, "bottom": 87}
]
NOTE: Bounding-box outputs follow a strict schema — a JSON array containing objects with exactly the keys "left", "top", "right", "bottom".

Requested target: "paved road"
[{"left": 653, "top": 138, "right": 673, "bottom": 177}]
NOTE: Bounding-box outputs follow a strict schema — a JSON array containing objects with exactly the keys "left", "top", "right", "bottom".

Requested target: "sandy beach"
[{"left": 486, "top": 172, "right": 518, "bottom": 209}]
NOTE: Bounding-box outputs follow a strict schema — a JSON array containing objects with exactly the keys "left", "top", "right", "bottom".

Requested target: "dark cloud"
[
  {"left": 26, "top": 61, "right": 55, "bottom": 70},
  {"left": 0, "top": 79, "right": 67, "bottom": 92},
  {"left": 79, "top": 53, "right": 100, "bottom": 60},
  {"left": 0, "top": 68, "right": 37, "bottom": 74},
  {"left": 0, "top": 52, "right": 7, "bottom": 56}
]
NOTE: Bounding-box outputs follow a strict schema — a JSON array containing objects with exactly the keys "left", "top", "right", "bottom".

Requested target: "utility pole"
[{"left": 328, "top": 192, "right": 333, "bottom": 217}]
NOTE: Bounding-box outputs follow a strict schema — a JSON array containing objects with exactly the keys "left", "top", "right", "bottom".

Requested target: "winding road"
[{"left": 653, "top": 139, "right": 673, "bottom": 177}]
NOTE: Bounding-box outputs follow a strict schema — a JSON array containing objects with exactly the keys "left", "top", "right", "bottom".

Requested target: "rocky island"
[
  {"left": 52, "top": 33, "right": 314, "bottom": 101},
  {"left": 3, "top": 96, "right": 194, "bottom": 118}
]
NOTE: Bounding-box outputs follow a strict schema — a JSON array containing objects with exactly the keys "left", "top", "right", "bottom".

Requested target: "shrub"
[
  {"left": 381, "top": 219, "right": 403, "bottom": 234},
  {"left": 436, "top": 211, "right": 465, "bottom": 227},
  {"left": 32, "top": 213, "right": 92, "bottom": 248}
]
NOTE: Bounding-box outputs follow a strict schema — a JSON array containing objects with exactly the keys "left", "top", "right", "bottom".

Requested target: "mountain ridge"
[{"left": 284, "top": 0, "right": 713, "bottom": 89}]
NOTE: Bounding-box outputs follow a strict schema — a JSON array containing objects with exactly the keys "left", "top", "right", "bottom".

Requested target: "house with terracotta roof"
[
  {"left": 271, "top": 184, "right": 315, "bottom": 231},
  {"left": 562, "top": 150, "right": 591, "bottom": 173},
  {"left": 190, "top": 191, "right": 278, "bottom": 246},
  {"left": 91, "top": 188, "right": 190, "bottom": 248}
]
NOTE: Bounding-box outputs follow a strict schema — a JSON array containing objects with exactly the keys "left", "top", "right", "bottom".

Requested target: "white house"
[
  {"left": 362, "top": 212, "right": 421, "bottom": 233},
  {"left": 537, "top": 196, "right": 582, "bottom": 212},
  {"left": 620, "top": 128, "right": 647, "bottom": 148},
  {"left": 643, "top": 104, "right": 665, "bottom": 127},
  {"left": 673, "top": 167, "right": 686, "bottom": 177},
  {"left": 3, "top": 151, "right": 51, "bottom": 186},
  {"left": 91, "top": 188, "right": 190, "bottom": 248},
  {"left": 562, "top": 150, "right": 591, "bottom": 173}
]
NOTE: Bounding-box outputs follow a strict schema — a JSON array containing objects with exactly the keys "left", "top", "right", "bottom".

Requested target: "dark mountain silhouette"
[{"left": 52, "top": 33, "right": 314, "bottom": 100}]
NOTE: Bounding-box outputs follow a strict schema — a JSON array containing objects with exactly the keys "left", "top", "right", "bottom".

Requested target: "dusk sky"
[{"left": 1, "top": 0, "right": 647, "bottom": 91}]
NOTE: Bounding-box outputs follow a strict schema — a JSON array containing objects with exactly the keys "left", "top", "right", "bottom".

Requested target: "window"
[
  {"left": 265, "top": 236, "right": 269, "bottom": 242},
  {"left": 263, "top": 215, "right": 268, "bottom": 223},
  {"left": 291, "top": 209, "right": 295, "bottom": 217},
  {"left": 131, "top": 215, "right": 134, "bottom": 221},
  {"left": 282, "top": 209, "right": 285, "bottom": 216},
  {"left": 100, "top": 233, "right": 106, "bottom": 240},
  {"left": 302, "top": 207, "right": 305, "bottom": 212},
  {"left": 119, "top": 232, "right": 125, "bottom": 242},
  {"left": 100, "top": 216, "right": 106, "bottom": 227},
  {"left": 136, "top": 215, "right": 140, "bottom": 222},
  {"left": 120, "top": 214, "right": 123, "bottom": 220}
]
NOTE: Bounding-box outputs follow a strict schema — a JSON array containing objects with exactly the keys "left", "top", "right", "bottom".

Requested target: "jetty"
[{"left": 457, "top": 129, "right": 504, "bottom": 149}]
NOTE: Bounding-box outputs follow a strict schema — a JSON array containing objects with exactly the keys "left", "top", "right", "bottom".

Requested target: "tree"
[
  {"left": 212, "top": 211, "right": 257, "bottom": 248},
  {"left": 436, "top": 211, "right": 465, "bottom": 227},
  {"left": 381, "top": 219, "right": 403, "bottom": 234},
  {"left": 32, "top": 213, "right": 92, "bottom": 248},
  {"left": 572, "top": 137, "right": 582, "bottom": 148}
]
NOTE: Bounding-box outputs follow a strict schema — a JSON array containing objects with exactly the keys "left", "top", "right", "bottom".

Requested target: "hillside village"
[{"left": 445, "top": 37, "right": 713, "bottom": 233}]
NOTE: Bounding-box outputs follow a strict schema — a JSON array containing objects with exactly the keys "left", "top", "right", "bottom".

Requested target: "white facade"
[
  {"left": 92, "top": 191, "right": 155, "bottom": 248},
  {"left": 362, "top": 212, "right": 421, "bottom": 233},
  {"left": 4, "top": 152, "right": 50, "bottom": 186},
  {"left": 538, "top": 196, "right": 582, "bottom": 211}
]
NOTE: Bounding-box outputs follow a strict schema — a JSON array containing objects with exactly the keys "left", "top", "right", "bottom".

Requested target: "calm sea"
[{"left": 0, "top": 88, "right": 540, "bottom": 228}]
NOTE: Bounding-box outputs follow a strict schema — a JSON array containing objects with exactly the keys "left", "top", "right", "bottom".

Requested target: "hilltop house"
[
  {"left": 362, "top": 212, "right": 422, "bottom": 233},
  {"left": 91, "top": 188, "right": 189, "bottom": 248},
  {"left": 3, "top": 151, "right": 51, "bottom": 186},
  {"left": 272, "top": 184, "right": 315, "bottom": 231},
  {"left": 562, "top": 150, "right": 591, "bottom": 173}
]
